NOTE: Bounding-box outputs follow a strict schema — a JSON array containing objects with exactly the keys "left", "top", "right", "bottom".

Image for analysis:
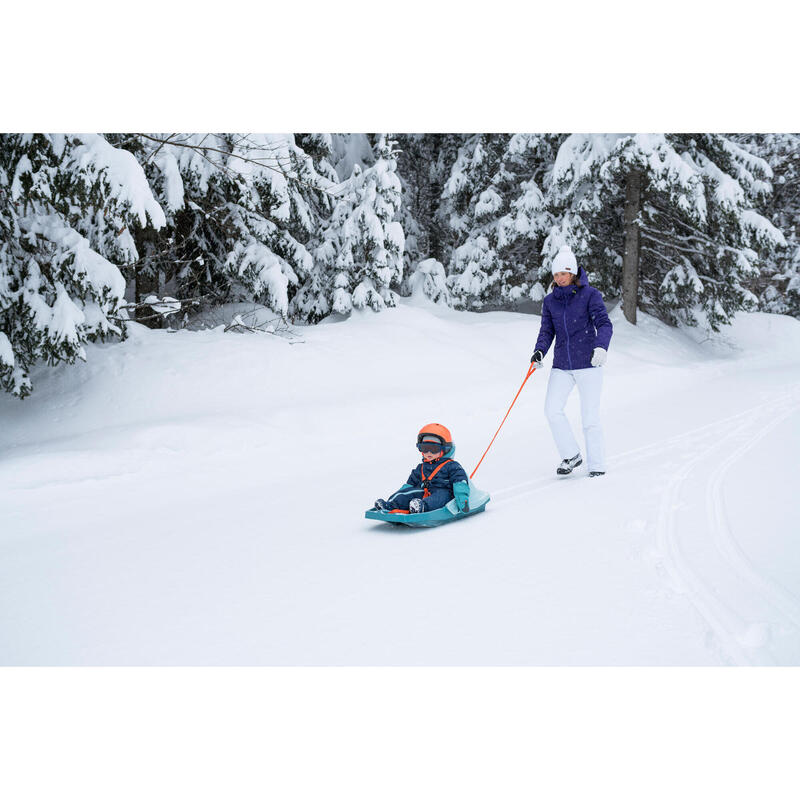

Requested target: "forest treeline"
[{"left": 1, "top": 133, "right": 798, "bottom": 396}]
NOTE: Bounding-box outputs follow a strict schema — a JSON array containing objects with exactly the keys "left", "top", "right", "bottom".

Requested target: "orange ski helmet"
[{"left": 417, "top": 423, "right": 454, "bottom": 455}]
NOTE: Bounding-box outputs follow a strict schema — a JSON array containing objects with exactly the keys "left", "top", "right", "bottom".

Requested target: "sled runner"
[{"left": 364, "top": 483, "right": 491, "bottom": 528}]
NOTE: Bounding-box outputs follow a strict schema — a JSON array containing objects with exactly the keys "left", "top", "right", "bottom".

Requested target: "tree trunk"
[
  {"left": 134, "top": 265, "right": 162, "bottom": 329},
  {"left": 622, "top": 169, "right": 642, "bottom": 325},
  {"left": 132, "top": 226, "right": 164, "bottom": 329}
]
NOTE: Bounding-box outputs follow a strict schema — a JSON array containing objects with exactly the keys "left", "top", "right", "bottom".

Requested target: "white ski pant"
[{"left": 544, "top": 367, "right": 605, "bottom": 472}]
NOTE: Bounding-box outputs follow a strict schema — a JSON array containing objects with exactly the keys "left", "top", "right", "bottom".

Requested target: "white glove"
[{"left": 591, "top": 347, "right": 607, "bottom": 367}]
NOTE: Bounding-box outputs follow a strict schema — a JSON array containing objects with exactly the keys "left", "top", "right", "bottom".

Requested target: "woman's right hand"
[{"left": 530, "top": 350, "right": 544, "bottom": 366}]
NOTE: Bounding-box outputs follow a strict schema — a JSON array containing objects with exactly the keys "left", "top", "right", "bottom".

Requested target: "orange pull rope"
[{"left": 469, "top": 364, "right": 538, "bottom": 480}]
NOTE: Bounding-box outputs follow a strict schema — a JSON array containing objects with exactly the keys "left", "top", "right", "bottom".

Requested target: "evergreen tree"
[
  {"left": 441, "top": 134, "right": 507, "bottom": 308},
  {"left": 5, "top": 132, "right": 795, "bottom": 402},
  {"left": 329, "top": 134, "right": 375, "bottom": 181},
  {"left": 546, "top": 134, "right": 785, "bottom": 329},
  {"left": 734, "top": 134, "right": 800, "bottom": 318},
  {"left": 394, "top": 134, "right": 467, "bottom": 270},
  {"left": 111, "top": 134, "right": 338, "bottom": 323},
  {"left": 406, "top": 257, "right": 451, "bottom": 304},
  {"left": 442, "top": 134, "right": 556, "bottom": 308},
  {"left": 0, "top": 134, "right": 165, "bottom": 397},
  {"left": 313, "top": 135, "right": 404, "bottom": 316}
]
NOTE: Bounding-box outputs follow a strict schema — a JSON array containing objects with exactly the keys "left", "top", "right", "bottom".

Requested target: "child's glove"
[{"left": 453, "top": 480, "right": 470, "bottom": 512}]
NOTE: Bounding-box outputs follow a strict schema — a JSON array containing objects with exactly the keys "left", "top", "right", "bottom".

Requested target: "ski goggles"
[{"left": 417, "top": 441, "right": 444, "bottom": 454}]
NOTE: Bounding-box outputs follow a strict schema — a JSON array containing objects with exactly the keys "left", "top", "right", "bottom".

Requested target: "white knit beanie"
[{"left": 551, "top": 245, "right": 578, "bottom": 275}]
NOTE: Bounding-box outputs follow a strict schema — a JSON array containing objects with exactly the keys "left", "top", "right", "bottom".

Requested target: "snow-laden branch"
[{"left": 135, "top": 134, "right": 339, "bottom": 197}]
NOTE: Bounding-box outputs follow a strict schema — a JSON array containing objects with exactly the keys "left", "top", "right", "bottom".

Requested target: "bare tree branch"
[
  {"left": 135, "top": 133, "right": 341, "bottom": 197},
  {"left": 145, "top": 132, "right": 179, "bottom": 165}
]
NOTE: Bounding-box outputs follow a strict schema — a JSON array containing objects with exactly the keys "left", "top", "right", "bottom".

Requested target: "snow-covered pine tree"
[
  {"left": 393, "top": 142, "right": 424, "bottom": 278},
  {"left": 442, "top": 134, "right": 556, "bottom": 308},
  {"left": 288, "top": 134, "right": 342, "bottom": 321},
  {"left": 440, "top": 134, "right": 506, "bottom": 308},
  {"left": 224, "top": 134, "right": 337, "bottom": 320},
  {"left": 112, "top": 134, "right": 338, "bottom": 324},
  {"left": 491, "top": 134, "right": 560, "bottom": 303},
  {"left": 329, "top": 134, "right": 375, "bottom": 182},
  {"left": 545, "top": 134, "right": 785, "bottom": 329},
  {"left": 394, "top": 134, "right": 467, "bottom": 278},
  {"left": 543, "top": 134, "right": 618, "bottom": 287},
  {"left": 0, "top": 134, "right": 165, "bottom": 397},
  {"left": 405, "top": 257, "right": 450, "bottom": 304},
  {"left": 733, "top": 134, "right": 800, "bottom": 319},
  {"left": 313, "top": 135, "right": 405, "bottom": 316}
]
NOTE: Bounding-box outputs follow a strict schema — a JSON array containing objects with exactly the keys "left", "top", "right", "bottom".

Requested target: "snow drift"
[{"left": 1, "top": 302, "right": 799, "bottom": 665}]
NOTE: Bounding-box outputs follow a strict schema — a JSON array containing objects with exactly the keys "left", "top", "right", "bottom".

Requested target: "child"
[{"left": 373, "top": 424, "right": 470, "bottom": 514}]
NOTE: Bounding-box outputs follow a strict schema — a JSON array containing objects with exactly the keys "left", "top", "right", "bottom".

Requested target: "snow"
[
  {"left": 226, "top": 239, "right": 296, "bottom": 316},
  {"left": 48, "top": 286, "right": 87, "bottom": 345},
  {"left": 385, "top": 220, "right": 405, "bottom": 252},
  {"left": 21, "top": 214, "right": 127, "bottom": 301},
  {"left": 314, "top": 145, "right": 403, "bottom": 314},
  {"left": 475, "top": 188, "right": 503, "bottom": 218},
  {"left": 408, "top": 258, "right": 449, "bottom": 305},
  {"left": 554, "top": 133, "right": 625, "bottom": 190},
  {"left": 721, "top": 136, "right": 774, "bottom": 186},
  {"left": 67, "top": 134, "right": 166, "bottom": 230},
  {"left": 10, "top": 153, "right": 32, "bottom": 200},
  {"left": 741, "top": 208, "right": 786, "bottom": 247},
  {"left": 153, "top": 149, "right": 185, "bottom": 212},
  {"left": 0, "top": 331, "right": 14, "bottom": 367},
  {"left": 442, "top": 143, "right": 472, "bottom": 201},
  {"left": 330, "top": 134, "right": 374, "bottom": 181},
  {"left": 1, "top": 304, "right": 799, "bottom": 665},
  {"left": 144, "top": 296, "right": 182, "bottom": 316}
]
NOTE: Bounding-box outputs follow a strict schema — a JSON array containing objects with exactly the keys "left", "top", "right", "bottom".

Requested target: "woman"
[{"left": 531, "top": 245, "right": 613, "bottom": 477}]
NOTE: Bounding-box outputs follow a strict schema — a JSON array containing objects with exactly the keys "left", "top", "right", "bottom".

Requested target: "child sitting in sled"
[{"left": 373, "top": 424, "right": 470, "bottom": 514}]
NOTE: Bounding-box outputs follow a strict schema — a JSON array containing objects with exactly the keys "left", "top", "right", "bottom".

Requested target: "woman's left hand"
[{"left": 591, "top": 347, "right": 607, "bottom": 367}]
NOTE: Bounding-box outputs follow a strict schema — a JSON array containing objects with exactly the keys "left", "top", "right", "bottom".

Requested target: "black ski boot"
[{"left": 556, "top": 453, "right": 583, "bottom": 475}]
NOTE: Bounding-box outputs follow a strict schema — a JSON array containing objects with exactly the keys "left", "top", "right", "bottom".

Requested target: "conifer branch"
[{"left": 135, "top": 134, "right": 339, "bottom": 197}]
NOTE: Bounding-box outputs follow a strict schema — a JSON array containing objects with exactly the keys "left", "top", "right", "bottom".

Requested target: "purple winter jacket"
[{"left": 534, "top": 267, "right": 613, "bottom": 370}]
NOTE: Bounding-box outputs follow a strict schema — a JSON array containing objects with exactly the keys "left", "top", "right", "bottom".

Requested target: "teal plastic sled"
[{"left": 364, "top": 482, "right": 491, "bottom": 528}]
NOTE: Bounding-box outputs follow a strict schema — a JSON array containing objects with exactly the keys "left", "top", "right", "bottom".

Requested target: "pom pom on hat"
[{"left": 552, "top": 245, "right": 578, "bottom": 275}]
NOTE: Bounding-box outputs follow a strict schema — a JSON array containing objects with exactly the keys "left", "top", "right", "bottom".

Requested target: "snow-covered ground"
[{"left": 2, "top": 300, "right": 799, "bottom": 665}]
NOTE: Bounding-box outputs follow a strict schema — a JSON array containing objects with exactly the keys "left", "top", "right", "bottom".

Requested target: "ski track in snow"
[
  {"left": 697, "top": 392, "right": 800, "bottom": 664},
  {"left": 644, "top": 388, "right": 800, "bottom": 666},
  {"left": 490, "top": 385, "right": 800, "bottom": 665},
  {"left": 3, "top": 307, "right": 800, "bottom": 665},
  {"left": 491, "top": 398, "right": 787, "bottom": 504}
]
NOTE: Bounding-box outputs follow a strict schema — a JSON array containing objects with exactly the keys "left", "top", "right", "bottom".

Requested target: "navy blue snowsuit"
[{"left": 386, "top": 457, "right": 469, "bottom": 512}]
